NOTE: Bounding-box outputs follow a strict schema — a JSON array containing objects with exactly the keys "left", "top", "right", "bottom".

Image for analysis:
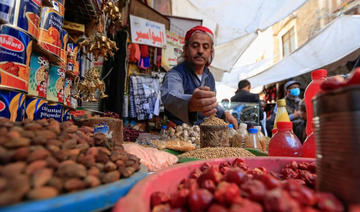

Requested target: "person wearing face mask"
[{"left": 284, "top": 80, "right": 302, "bottom": 120}]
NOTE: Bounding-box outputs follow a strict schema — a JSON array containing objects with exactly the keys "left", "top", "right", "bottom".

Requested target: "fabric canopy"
[
  {"left": 171, "top": 0, "right": 308, "bottom": 72},
  {"left": 247, "top": 15, "right": 360, "bottom": 88}
]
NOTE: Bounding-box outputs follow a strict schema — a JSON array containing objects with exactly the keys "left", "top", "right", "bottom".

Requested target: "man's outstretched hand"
[{"left": 189, "top": 86, "right": 218, "bottom": 117}]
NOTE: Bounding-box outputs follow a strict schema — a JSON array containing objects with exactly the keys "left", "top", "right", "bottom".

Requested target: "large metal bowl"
[{"left": 313, "top": 85, "right": 360, "bottom": 205}]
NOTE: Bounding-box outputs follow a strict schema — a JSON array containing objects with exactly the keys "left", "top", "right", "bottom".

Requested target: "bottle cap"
[
  {"left": 276, "top": 121, "right": 293, "bottom": 130},
  {"left": 277, "top": 99, "right": 286, "bottom": 107},
  {"left": 228, "top": 124, "right": 234, "bottom": 129},
  {"left": 312, "top": 69, "right": 327, "bottom": 80},
  {"left": 161, "top": 125, "right": 167, "bottom": 129},
  {"left": 248, "top": 128, "right": 258, "bottom": 134}
]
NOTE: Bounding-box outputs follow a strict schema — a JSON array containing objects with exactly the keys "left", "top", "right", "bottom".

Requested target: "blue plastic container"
[{"left": 0, "top": 165, "right": 147, "bottom": 212}]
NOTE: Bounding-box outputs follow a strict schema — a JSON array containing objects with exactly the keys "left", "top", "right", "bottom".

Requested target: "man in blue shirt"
[{"left": 161, "top": 26, "right": 238, "bottom": 128}]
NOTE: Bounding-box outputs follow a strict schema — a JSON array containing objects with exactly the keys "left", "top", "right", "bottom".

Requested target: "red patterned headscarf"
[
  {"left": 182, "top": 26, "right": 215, "bottom": 66},
  {"left": 185, "top": 26, "right": 214, "bottom": 43}
]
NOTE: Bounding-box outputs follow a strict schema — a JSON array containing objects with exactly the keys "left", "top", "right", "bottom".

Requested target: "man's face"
[
  {"left": 184, "top": 32, "right": 213, "bottom": 67},
  {"left": 287, "top": 84, "right": 300, "bottom": 96}
]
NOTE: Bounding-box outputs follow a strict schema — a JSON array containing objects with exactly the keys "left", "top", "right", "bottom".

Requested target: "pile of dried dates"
[
  {"left": 151, "top": 159, "right": 348, "bottom": 212},
  {"left": 0, "top": 118, "right": 140, "bottom": 206}
]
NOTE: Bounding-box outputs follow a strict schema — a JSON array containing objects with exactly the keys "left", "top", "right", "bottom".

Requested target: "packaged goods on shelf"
[
  {"left": 38, "top": 1, "right": 64, "bottom": 57},
  {"left": 0, "top": 89, "right": 26, "bottom": 121},
  {"left": 46, "top": 64, "right": 65, "bottom": 103},
  {"left": 25, "top": 96, "right": 47, "bottom": 120},
  {"left": 28, "top": 52, "right": 49, "bottom": 98},
  {"left": 0, "top": 25, "right": 33, "bottom": 92}
]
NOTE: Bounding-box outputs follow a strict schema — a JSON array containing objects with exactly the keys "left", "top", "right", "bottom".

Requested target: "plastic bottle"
[
  {"left": 302, "top": 132, "right": 316, "bottom": 158},
  {"left": 304, "top": 69, "right": 327, "bottom": 136},
  {"left": 273, "top": 99, "right": 290, "bottom": 130},
  {"left": 268, "top": 122, "right": 302, "bottom": 157},
  {"left": 246, "top": 128, "right": 262, "bottom": 150},
  {"left": 234, "top": 123, "right": 248, "bottom": 147},
  {"left": 255, "top": 126, "right": 267, "bottom": 152},
  {"left": 160, "top": 125, "right": 167, "bottom": 139},
  {"left": 228, "top": 124, "right": 237, "bottom": 137}
]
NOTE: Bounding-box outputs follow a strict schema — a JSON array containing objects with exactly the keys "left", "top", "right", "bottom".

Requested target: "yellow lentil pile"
[{"left": 179, "top": 147, "right": 255, "bottom": 159}]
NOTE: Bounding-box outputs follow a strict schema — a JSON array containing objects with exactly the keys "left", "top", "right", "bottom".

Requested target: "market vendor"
[{"left": 161, "top": 26, "right": 238, "bottom": 129}]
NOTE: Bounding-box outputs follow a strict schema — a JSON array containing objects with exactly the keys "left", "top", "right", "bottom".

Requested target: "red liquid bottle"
[
  {"left": 305, "top": 69, "right": 327, "bottom": 136},
  {"left": 303, "top": 69, "right": 327, "bottom": 158},
  {"left": 268, "top": 122, "right": 302, "bottom": 157},
  {"left": 302, "top": 132, "right": 315, "bottom": 158}
]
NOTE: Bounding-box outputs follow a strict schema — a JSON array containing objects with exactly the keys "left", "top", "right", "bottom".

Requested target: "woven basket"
[{"left": 200, "top": 125, "right": 229, "bottom": 147}]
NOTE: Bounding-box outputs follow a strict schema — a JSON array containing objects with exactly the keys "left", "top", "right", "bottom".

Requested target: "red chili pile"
[{"left": 150, "top": 159, "right": 345, "bottom": 212}]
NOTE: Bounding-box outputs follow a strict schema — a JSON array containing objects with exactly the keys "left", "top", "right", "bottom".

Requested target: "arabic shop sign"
[{"left": 130, "top": 15, "right": 166, "bottom": 48}]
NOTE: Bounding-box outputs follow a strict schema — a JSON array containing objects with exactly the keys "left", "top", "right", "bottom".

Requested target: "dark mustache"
[{"left": 194, "top": 55, "right": 206, "bottom": 60}]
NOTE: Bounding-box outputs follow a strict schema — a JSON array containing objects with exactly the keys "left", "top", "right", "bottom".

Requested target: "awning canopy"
[
  {"left": 171, "top": 0, "right": 308, "bottom": 72},
  {"left": 247, "top": 15, "right": 360, "bottom": 88}
]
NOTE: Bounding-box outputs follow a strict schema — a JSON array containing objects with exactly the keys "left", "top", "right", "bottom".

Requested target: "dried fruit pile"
[
  {"left": 0, "top": 118, "right": 140, "bottom": 206},
  {"left": 151, "top": 159, "right": 345, "bottom": 212},
  {"left": 123, "top": 127, "right": 141, "bottom": 142}
]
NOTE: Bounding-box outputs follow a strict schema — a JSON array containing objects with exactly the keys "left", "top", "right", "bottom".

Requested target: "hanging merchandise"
[
  {"left": 153, "top": 47, "right": 162, "bottom": 68},
  {"left": 122, "top": 94, "right": 129, "bottom": 118},
  {"left": 73, "top": 67, "right": 108, "bottom": 102},
  {"left": 102, "top": 0, "right": 122, "bottom": 25},
  {"left": 79, "top": 0, "right": 121, "bottom": 61},
  {"left": 128, "top": 75, "right": 160, "bottom": 120},
  {"left": 79, "top": 30, "right": 118, "bottom": 61},
  {"left": 138, "top": 45, "right": 150, "bottom": 69},
  {"left": 128, "top": 43, "right": 140, "bottom": 63},
  {"left": 265, "top": 86, "right": 276, "bottom": 103}
]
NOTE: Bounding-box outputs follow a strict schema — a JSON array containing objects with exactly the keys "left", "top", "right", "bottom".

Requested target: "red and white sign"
[
  {"left": 130, "top": 15, "right": 166, "bottom": 48},
  {"left": 0, "top": 34, "right": 25, "bottom": 52}
]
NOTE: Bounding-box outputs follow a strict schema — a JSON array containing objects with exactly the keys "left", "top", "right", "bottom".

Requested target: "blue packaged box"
[
  {"left": 0, "top": 89, "right": 26, "bottom": 121},
  {"left": 62, "top": 107, "right": 71, "bottom": 122},
  {"left": 46, "top": 102, "right": 62, "bottom": 122},
  {"left": 25, "top": 96, "right": 47, "bottom": 120},
  {"left": 10, "top": 0, "right": 42, "bottom": 39}
]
